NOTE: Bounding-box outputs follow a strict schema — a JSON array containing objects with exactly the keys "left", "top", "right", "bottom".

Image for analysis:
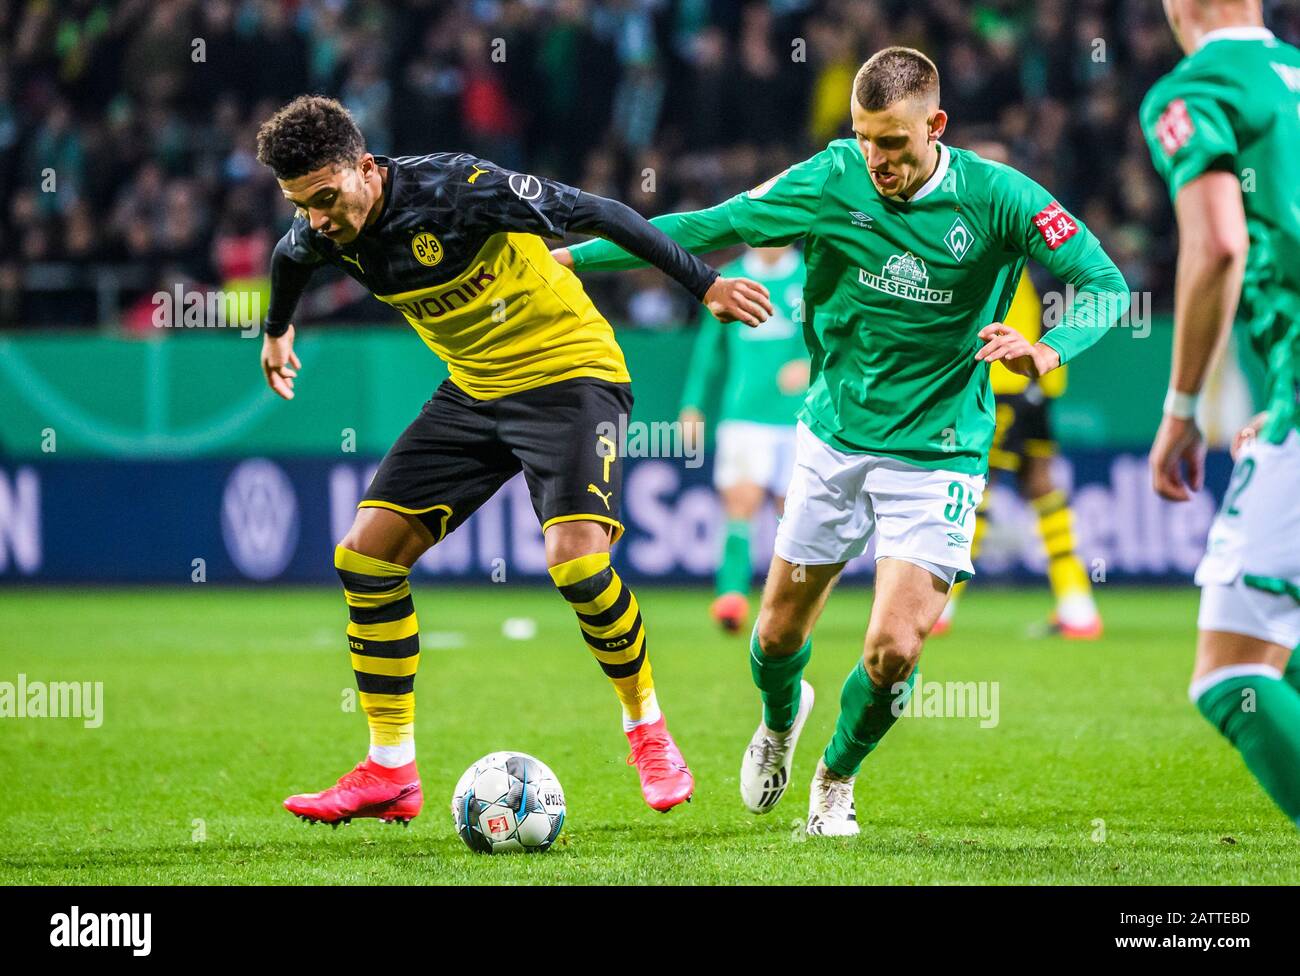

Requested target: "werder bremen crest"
[{"left": 858, "top": 251, "right": 953, "bottom": 304}]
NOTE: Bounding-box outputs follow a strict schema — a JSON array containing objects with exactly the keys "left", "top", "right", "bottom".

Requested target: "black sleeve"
[
  {"left": 264, "top": 218, "right": 323, "bottom": 338},
  {"left": 452, "top": 156, "right": 582, "bottom": 239},
  {"left": 566, "top": 191, "right": 719, "bottom": 302},
  {"left": 451, "top": 156, "right": 718, "bottom": 301}
]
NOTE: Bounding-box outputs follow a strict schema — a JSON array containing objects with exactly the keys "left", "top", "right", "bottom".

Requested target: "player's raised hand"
[
  {"left": 262, "top": 324, "right": 301, "bottom": 401},
  {"left": 1150, "top": 413, "right": 1205, "bottom": 502},
  {"left": 974, "top": 323, "right": 1060, "bottom": 377},
  {"left": 705, "top": 276, "right": 773, "bottom": 328},
  {"left": 550, "top": 247, "right": 574, "bottom": 269}
]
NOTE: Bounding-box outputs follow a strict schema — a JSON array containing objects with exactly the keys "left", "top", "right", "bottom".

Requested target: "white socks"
[
  {"left": 369, "top": 741, "right": 416, "bottom": 768},
  {"left": 622, "top": 693, "right": 663, "bottom": 733}
]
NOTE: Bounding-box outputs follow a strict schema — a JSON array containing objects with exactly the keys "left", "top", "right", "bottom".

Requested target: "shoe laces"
[
  {"left": 817, "top": 772, "right": 855, "bottom": 817},
  {"left": 337, "top": 763, "right": 383, "bottom": 791},
  {"left": 627, "top": 729, "right": 679, "bottom": 777},
  {"left": 750, "top": 734, "right": 786, "bottom": 776}
]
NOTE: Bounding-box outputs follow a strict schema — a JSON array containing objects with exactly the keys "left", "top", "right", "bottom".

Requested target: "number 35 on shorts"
[{"left": 943, "top": 480, "right": 978, "bottom": 526}]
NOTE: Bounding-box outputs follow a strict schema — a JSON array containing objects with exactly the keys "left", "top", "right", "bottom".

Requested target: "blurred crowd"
[{"left": 2, "top": 0, "right": 1299, "bottom": 330}]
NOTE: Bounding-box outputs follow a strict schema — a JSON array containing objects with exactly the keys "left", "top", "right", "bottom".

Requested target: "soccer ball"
[{"left": 451, "top": 751, "right": 565, "bottom": 854}]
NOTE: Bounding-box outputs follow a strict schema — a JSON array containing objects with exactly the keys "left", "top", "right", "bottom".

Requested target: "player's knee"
[
  {"left": 863, "top": 626, "right": 922, "bottom": 685},
  {"left": 755, "top": 609, "right": 807, "bottom": 657},
  {"left": 1019, "top": 461, "right": 1054, "bottom": 501},
  {"left": 544, "top": 520, "right": 611, "bottom": 568}
]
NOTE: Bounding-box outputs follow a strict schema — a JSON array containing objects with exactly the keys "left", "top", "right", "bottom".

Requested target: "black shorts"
[
  {"left": 989, "top": 389, "right": 1057, "bottom": 475},
  {"left": 362, "top": 377, "right": 632, "bottom": 543}
]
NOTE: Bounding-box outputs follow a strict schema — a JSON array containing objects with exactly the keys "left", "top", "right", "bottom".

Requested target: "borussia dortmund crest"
[{"left": 411, "top": 231, "right": 443, "bottom": 267}]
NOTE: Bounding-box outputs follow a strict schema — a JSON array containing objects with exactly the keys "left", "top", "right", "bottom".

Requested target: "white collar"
[
  {"left": 905, "top": 142, "right": 949, "bottom": 203},
  {"left": 1198, "top": 26, "right": 1274, "bottom": 49},
  {"left": 742, "top": 248, "right": 799, "bottom": 279}
]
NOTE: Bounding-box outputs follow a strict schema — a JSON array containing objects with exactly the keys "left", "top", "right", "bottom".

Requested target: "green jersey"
[
  {"left": 1140, "top": 26, "right": 1300, "bottom": 442},
  {"left": 680, "top": 249, "right": 810, "bottom": 427},
  {"left": 571, "top": 140, "right": 1128, "bottom": 473}
]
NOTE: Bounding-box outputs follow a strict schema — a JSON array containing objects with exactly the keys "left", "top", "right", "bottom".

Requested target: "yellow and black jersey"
[
  {"left": 991, "top": 270, "right": 1067, "bottom": 399},
  {"left": 268, "top": 153, "right": 641, "bottom": 399}
]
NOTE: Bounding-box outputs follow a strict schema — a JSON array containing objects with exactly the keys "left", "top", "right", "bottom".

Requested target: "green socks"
[
  {"left": 718, "top": 519, "right": 752, "bottom": 596},
  {"left": 823, "top": 662, "right": 916, "bottom": 778},
  {"left": 1194, "top": 667, "right": 1300, "bottom": 826},
  {"left": 749, "top": 630, "right": 810, "bottom": 733}
]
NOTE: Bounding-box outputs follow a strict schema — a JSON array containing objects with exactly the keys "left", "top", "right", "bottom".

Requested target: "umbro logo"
[
  {"left": 946, "top": 531, "right": 969, "bottom": 547},
  {"left": 848, "top": 210, "right": 874, "bottom": 228}
]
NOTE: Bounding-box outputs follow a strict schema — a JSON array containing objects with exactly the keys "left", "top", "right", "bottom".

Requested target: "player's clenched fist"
[
  {"left": 974, "top": 322, "right": 1060, "bottom": 378},
  {"left": 261, "top": 324, "right": 302, "bottom": 400},
  {"left": 705, "top": 276, "right": 774, "bottom": 328}
]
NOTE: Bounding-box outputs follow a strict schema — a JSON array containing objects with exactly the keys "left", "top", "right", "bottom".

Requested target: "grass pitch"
[{"left": 0, "top": 585, "right": 1295, "bottom": 885}]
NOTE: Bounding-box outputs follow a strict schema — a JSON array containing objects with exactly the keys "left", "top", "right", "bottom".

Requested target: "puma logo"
[
  {"left": 467, "top": 165, "right": 490, "bottom": 184},
  {"left": 587, "top": 484, "right": 612, "bottom": 510},
  {"left": 340, "top": 252, "right": 364, "bottom": 273}
]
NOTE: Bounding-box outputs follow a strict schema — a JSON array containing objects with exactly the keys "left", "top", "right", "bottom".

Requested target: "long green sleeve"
[
  {"left": 1038, "top": 259, "right": 1130, "bottom": 366},
  {"left": 679, "top": 310, "right": 726, "bottom": 413},
  {"left": 570, "top": 204, "right": 744, "bottom": 271},
  {"left": 993, "top": 168, "right": 1131, "bottom": 366}
]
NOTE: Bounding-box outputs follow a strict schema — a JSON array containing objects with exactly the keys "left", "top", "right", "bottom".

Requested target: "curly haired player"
[{"left": 255, "top": 96, "right": 772, "bottom": 825}]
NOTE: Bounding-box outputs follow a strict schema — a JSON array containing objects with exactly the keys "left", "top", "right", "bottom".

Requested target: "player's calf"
[
  {"left": 335, "top": 544, "right": 421, "bottom": 768},
  {"left": 548, "top": 545, "right": 694, "bottom": 811}
]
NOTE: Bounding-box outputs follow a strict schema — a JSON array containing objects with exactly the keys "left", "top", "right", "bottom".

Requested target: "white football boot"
[
  {"left": 740, "top": 680, "right": 814, "bottom": 814},
  {"left": 805, "top": 757, "right": 859, "bottom": 836}
]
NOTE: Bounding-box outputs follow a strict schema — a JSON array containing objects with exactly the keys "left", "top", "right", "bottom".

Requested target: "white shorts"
[
  {"left": 713, "top": 420, "right": 797, "bottom": 496},
  {"left": 774, "top": 421, "right": 986, "bottom": 585},
  {"left": 1196, "top": 430, "right": 1300, "bottom": 648}
]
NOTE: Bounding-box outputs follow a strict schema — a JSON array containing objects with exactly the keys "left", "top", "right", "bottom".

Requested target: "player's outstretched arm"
[
  {"left": 556, "top": 203, "right": 746, "bottom": 272},
  {"left": 561, "top": 193, "right": 771, "bottom": 326},
  {"left": 1150, "top": 170, "right": 1248, "bottom": 501}
]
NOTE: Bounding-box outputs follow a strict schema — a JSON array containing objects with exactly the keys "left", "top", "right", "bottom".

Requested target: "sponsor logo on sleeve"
[
  {"left": 1032, "top": 201, "right": 1079, "bottom": 250},
  {"left": 1155, "top": 98, "right": 1195, "bottom": 156},
  {"left": 508, "top": 173, "right": 543, "bottom": 201}
]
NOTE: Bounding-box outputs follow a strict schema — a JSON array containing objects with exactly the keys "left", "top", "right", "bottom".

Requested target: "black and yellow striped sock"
[
  {"left": 335, "top": 546, "right": 419, "bottom": 763},
  {"left": 1032, "top": 490, "right": 1092, "bottom": 604},
  {"left": 549, "top": 552, "right": 657, "bottom": 725}
]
